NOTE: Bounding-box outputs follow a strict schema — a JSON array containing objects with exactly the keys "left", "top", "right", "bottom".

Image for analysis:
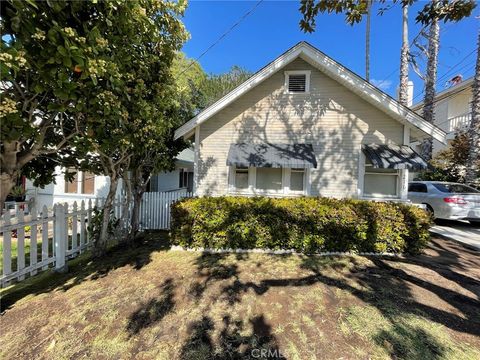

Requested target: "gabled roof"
[
  {"left": 175, "top": 41, "right": 446, "bottom": 144},
  {"left": 411, "top": 76, "right": 473, "bottom": 110}
]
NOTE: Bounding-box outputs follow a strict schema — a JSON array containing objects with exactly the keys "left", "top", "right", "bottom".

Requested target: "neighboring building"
[
  {"left": 411, "top": 77, "right": 473, "bottom": 155},
  {"left": 148, "top": 148, "right": 194, "bottom": 192},
  {"left": 175, "top": 42, "right": 446, "bottom": 201},
  {"left": 25, "top": 148, "right": 194, "bottom": 209}
]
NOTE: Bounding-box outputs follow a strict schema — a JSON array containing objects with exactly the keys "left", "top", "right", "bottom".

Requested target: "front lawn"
[{"left": 1, "top": 233, "right": 479, "bottom": 359}]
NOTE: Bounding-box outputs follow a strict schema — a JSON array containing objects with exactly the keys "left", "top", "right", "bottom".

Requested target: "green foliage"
[
  {"left": 171, "top": 197, "right": 431, "bottom": 254},
  {"left": 417, "top": 131, "right": 477, "bottom": 183},
  {"left": 298, "top": 0, "right": 476, "bottom": 32},
  {"left": 198, "top": 66, "right": 252, "bottom": 109},
  {"left": 87, "top": 207, "right": 119, "bottom": 244},
  {"left": 9, "top": 185, "right": 26, "bottom": 197}
]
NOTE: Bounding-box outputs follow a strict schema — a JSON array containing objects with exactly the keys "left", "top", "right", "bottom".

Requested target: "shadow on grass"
[
  {"left": 0, "top": 231, "right": 171, "bottom": 313},
  {"left": 126, "top": 278, "right": 175, "bottom": 336},
  {"left": 373, "top": 323, "right": 446, "bottom": 360},
  {"left": 188, "top": 252, "right": 246, "bottom": 302},
  {"left": 188, "top": 239, "right": 480, "bottom": 358},
  {"left": 180, "top": 314, "right": 284, "bottom": 360}
]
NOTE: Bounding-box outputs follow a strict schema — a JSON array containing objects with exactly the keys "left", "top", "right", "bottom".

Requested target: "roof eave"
[{"left": 175, "top": 41, "right": 447, "bottom": 144}]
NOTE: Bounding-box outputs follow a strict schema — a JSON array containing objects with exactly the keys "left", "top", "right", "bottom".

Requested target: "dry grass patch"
[{"left": 1, "top": 233, "right": 479, "bottom": 359}]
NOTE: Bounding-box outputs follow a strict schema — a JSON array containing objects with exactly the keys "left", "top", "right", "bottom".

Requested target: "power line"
[
  {"left": 373, "top": 22, "right": 453, "bottom": 90},
  {"left": 411, "top": 47, "right": 477, "bottom": 103},
  {"left": 177, "top": 0, "right": 265, "bottom": 79}
]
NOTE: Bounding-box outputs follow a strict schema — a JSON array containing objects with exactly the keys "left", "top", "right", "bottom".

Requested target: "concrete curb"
[{"left": 170, "top": 245, "right": 404, "bottom": 258}]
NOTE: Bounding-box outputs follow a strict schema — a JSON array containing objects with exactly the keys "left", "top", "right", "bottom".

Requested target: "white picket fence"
[
  {"left": 0, "top": 191, "right": 192, "bottom": 287},
  {"left": 139, "top": 191, "right": 193, "bottom": 230}
]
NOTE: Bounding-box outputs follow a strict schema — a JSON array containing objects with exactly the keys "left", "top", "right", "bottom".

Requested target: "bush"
[{"left": 170, "top": 196, "right": 432, "bottom": 255}]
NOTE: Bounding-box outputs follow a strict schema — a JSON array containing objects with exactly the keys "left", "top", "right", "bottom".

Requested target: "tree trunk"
[
  {"left": 398, "top": 3, "right": 409, "bottom": 107},
  {"left": 365, "top": 0, "right": 372, "bottom": 82},
  {"left": 0, "top": 141, "right": 21, "bottom": 211},
  {"left": 421, "top": 3, "right": 440, "bottom": 161},
  {"left": 0, "top": 174, "right": 17, "bottom": 212},
  {"left": 130, "top": 167, "right": 148, "bottom": 242},
  {"left": 93, "top": 176, "right": 119, "bottom": 257},
  {"left": 465, "top": 30, "right": 480, "bottom": 186},
  {"left": 121, "top": 171, "right": 133, "bottom": 241}
]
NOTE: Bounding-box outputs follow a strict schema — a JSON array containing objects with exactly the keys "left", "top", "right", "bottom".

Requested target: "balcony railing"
[{"left": 448, "top": 112, "right": 472, "bottom": 133}]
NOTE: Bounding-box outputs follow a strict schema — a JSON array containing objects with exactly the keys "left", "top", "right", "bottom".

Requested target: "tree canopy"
[{"left": 299, "top": 0, "right": 476, "bottom": 32}]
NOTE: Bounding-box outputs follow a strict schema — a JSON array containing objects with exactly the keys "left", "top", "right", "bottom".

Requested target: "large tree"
[
  {"left": 465, "top": 30, "right": 480, "bottom": 186},
  {"left": 419, "top": 0, "right": 440, "bottom": 161},
  {"left": 73, "top": 0, "right": 188, "bottom": 256},
  {"left": 398, "top": 2, "right": 410, "bottom": 106},
  {"left": 0, "top": 0, "right": 98, "bottom": 209},
  {"left": 299, "top": 0, "right": 476, "bottom": 97}
]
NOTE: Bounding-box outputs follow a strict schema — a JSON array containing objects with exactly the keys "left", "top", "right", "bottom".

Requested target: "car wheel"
[
  {"left": 423, "top": 204, "right": 435, "bottom": 219},
  {"left": 469, "top": 220, "right": 480, "bottom": 227}
]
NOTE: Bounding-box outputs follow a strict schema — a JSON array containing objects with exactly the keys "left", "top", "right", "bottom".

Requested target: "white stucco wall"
[{"left": 25, "top": 166, "right": 121, "bottom": 210}]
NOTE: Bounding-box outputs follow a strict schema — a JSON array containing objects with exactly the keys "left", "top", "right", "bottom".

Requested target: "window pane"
[
  {"left": 82, "top": 172, "right": 95, "bottom": 194},
  {"left": 256, "top": 168, "right": 282, "bottom": 191},
  {"left": 290, "top": 171, "right": 304, "bottom": 191},
  {"left": 364, "top": 174, "right": 397, "bottom": 197},
  {"left": 432, "top": 183, "right": 479, "bottom": 194},
  {"left": 65, "top": 170, "right": 78, "bottom": 193},
  {"left": 235, "top": 169, "right": 249, "bottom": 189}
]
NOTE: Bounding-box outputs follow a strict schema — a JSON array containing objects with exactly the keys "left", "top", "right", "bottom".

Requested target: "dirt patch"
[{"left": 1, "top": 234, "right": 479, "bottom": 359}]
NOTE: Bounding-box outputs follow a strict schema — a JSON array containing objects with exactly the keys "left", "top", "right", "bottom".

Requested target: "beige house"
[
  {"left": 175, "top": 42, "right": 446, "bottom": 201},
  {"left": 411, "top": 77, "right": 473, "bottom": 155}
]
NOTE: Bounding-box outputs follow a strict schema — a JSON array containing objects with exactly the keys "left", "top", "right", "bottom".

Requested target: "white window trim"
[
  {"left": 284, "top": 70, "right": 311, "bottom": 94},
  {"left": 228, "top": 166, "right": 309, "bottom": 197}
]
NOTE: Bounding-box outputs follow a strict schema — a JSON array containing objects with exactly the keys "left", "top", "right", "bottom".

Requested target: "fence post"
[
  {"left": 72, "top": 201, "right": 78, "bottom": 254},
  {"left": 54, "top": 204, "right": 67, "bottom": 273},
  {"left": 17, "top": 208, "right": 26, "bottom": 281},
  {"left": 30, "top": 205, "right": 38, "bottom": 275},
  {"left": 80, "top": 200, "right": 86, "bottom": 252},
  {"left": 41, "top": 205, "right": 49, "bottom": 270},
  {"left": 2, "top": 211, "right": 12, "bottom": 279},
  {"left": 87, "top": 199, "right": 93, "bottom": 248}
]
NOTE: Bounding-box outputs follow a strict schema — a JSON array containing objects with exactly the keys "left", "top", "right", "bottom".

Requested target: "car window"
[
  {"left": 408, "top": 183, "right": 428, "bottom": 193},
  {"left": 432, "top": 183, "right": 480, "bottom": 194}
]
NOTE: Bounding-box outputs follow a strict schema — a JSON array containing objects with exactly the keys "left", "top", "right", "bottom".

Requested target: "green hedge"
[{"left": 170, "top": 196, "right": 431, "bottom": 254}]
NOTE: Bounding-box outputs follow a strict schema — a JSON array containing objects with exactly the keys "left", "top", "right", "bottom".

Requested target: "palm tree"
[
  {"left": 465, "top": 30, "right": 480, "bottom": 186},
  {"left": 420, "top": 0, "right": 440, "bottom": 161},
  {"left": 365, "top": 0, "right": 373, "bottom": 82},
  {"left": 398, "top": 2, "right": 409, "bottom": 106}
]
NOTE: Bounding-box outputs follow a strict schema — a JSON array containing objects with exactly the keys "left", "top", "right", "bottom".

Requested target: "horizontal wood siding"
[{"left": 197, "top": 58, "right": 403, "bottom": 197}]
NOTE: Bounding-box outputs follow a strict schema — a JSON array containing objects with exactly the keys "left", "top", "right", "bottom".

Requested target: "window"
[
  {"left": 82, "top": 172, "right": 95, "bottom": 194},
  {"left": 285, "top": 71, "right": 310, "bottom": 93},
  {"left": 290, "top": 168, "right": 305, "bottom": 192},
  {"left": 256, "top": 168, "right": 282, "bottom": 191},
  {"left": 408, "top": 183, "right": 427, "bottom": 193},
  {"left": 65, "top": 169, "right": 95, "bottom": 194},
  {"left": 432, "top": 183, "right": 479, "bottom": 194},
  {"left": 235, "top": 167, "right": 249, "bottom": 189},
  {"left": 231, "top": 167, "right": 308, "bottom": 194},
  {"left": 179, "top": 168, "right": 194, "bottom": 191},
  {"left": 364, "top": 166, "right": 399, "bottom": 198},
  {"left": 65, "top": 169, "right": 78, "bottom": 193}
]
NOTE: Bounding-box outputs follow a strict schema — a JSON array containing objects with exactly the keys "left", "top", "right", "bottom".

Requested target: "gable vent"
[{"left": 288, "top": 74, "right": 306, "bottom": 92}]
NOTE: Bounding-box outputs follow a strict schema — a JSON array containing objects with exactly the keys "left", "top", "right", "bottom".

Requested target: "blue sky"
[{"left": 181, "top": 0, "right": 478, "bottom": 102}]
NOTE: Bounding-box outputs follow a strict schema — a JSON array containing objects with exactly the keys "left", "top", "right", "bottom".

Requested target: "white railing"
[
  {"left": 0, "top": 197, "right": 131, "bottom": 287},
  {"left": 448, "top": 112, "right": 472, "bottom": 133},
  {"left": 1, "top": 191, "right": 192, "bottom": 287},
  {"left": 139, "top": 191, "right": 193, "bottom": 230}
]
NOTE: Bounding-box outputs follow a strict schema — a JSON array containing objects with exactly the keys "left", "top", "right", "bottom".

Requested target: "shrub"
[{"left": 170, "top": 197, "right": 432, "bottom": 254}]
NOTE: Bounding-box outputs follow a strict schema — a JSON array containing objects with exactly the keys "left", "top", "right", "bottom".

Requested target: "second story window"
[{"left": 285, "top": 70, "right": 310, "bottom": 94}]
